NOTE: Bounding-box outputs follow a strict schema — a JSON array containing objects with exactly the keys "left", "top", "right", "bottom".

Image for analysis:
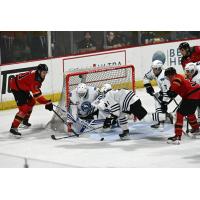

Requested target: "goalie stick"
[
  {"left": 51, "top": 109, "right": 84, "bottom": 140},
  {"left": 51, "top": 105, "right": 105, "bottom": 140},
  {"left": 52, "top": 109, "right": 79, "bottom": 137},
  {"left": 53, "top": 104, "right": 104, "bottom": 130},
  {"left": 51, "top": 133, "right": 79, "bottom": 140}
]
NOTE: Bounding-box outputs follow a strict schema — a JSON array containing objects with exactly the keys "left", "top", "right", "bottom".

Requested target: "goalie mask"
[
  {"left": 185, "top": 62, "right": 196, "bottom": 78},
  {"left": 151, "top": 60, "right": 163, "bottom": 76},
  {"left": 100, "top": 84, "right": 112, "bottom": 96},
  {"left": 76, "top": 83, "right": 88, "bottom": 98}
]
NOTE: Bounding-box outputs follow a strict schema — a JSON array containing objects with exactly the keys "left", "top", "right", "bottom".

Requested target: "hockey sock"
[
  {"left": 12, "top": 113, "right": 25, "bottom": 128},
  {"left": 188, "top": 114, "right": 199, "bottom": 130},
  {"left": 175, "top": 112, "right": 184, "bottom": 137}
]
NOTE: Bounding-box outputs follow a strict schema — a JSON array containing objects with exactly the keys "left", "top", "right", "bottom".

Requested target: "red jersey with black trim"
[
  {"left": 9, "top": 70, "right": 49, "bottom": 104},
  {"left": 181, "top": 46, "right": 200, "bottom": 69},
  {"left": 169, "top": 74, "right": 200, "bottom": 99}
]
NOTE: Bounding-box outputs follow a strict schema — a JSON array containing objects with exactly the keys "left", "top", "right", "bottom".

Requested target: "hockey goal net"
[{"left": 47, "top": 65, "right": 135, "bottom": 133}]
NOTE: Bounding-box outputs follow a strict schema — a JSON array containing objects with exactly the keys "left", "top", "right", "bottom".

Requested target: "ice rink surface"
[{"left": 1, "top": 87, "right": 200, "bottom": 168}]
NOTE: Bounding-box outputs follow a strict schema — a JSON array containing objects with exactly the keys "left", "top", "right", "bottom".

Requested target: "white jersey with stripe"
[
  {"left": 144, "top": 69, "right": 171, "bottom": 102},
  {"left": 70, "top": 86, "right": 100, "bottom": 118},
  {"left": 191, "top": 65, "right": 200, "bottom": 84},
  {"left": 103, "top": 89, "right": 139, "bottom": 117}
]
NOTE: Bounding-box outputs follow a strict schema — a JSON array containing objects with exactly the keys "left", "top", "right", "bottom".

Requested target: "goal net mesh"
[{"left": 46, "top": 65, "right": 135, "bottom": 133}]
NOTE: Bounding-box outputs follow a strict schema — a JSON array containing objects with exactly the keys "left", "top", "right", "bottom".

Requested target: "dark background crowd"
[{"left": 0, "top": 31, "right": 199, "bottom": 64}]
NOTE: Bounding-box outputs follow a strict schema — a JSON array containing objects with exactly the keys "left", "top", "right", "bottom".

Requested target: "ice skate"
[
  {"left": 151, "top": 122, "right": 160, "bottom": 128},
  {"left": 188, "top": 128, "right": 200, "bottom": 138},
  {"left": 119, "top": 129, "right": 130, "bottom": 140},
  {"left": 10, "top": 128, "right": 22, "bottom": 138},
  {"left": 19, "top": 119, "right": 31, "bottom": 129},
  {"left": 167, "top": 135, "right": 181, "bottom": 145}
]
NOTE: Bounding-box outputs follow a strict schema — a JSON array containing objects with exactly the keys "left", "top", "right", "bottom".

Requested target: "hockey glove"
[
  {"left": 103, "top": 114, "right": 118, "bottom": 129},
  {"left": 103, "top": 117, "right": 112, "bottom": 129},
  {"left": 45, "top": 101, "right": 53, "bottom": 111},
  {"left": 167, "top": 90, "right": 177, "bottom": 98},
  {"left": 144, "top": 83, "right": 155, "bottom": 96}
]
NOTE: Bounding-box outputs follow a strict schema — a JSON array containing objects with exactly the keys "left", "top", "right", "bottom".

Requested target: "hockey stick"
[
  {"left": 153, "top": 93, "right": 177, "bottom": 107},
  {"left": 152, "top": 94, "right": 162, "bottom": 105},
  {"left": 52, "top": 109, "right": 79, "bottom": 137},
  {"left": 51, "top": 105, "right": 105, "bottom": 140},
  {"left": 53, "top": 104, "right": 104, "bottom": 133},
  {"left": 172, "top": 100, "right": 182, "bottom": 113},
  {"left": 50, "top": 109, "right": 81, "bottom": 140},
  {"left": 51, "top": 134, "right": 79, "bottom": 140}
]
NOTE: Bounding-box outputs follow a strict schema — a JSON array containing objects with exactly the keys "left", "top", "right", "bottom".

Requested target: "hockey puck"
[
  {"left": 51, "top": 135, "right": 56, "bottom": 140},
  {"left": 100, "top": 138, "right": 104, "bottom": 141}
]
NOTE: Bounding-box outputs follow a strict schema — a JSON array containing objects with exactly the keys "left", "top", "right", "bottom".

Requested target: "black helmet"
[
  {"left": 164, "top": 67, "right": 177, "bottom": 77},
  {"left": 178, "top": 42, "right": 190, "bottom": 50},
  {"left": 37, "top": 64, "right": 48, "bottom": 72}
]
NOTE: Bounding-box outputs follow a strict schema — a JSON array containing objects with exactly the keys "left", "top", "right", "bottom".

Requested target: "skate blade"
[
  {"left": 9, "top": 133, "right": 22, "bottom": 139},
  {"left": 167, "top": 140, "right": 180, "bottom": 145},
  {"left": 119, "top": 135, "right": 130, "bottom": 141},
  {"left": 151, "top": 125, "right": 160, "bottom": 129},
  {"left": 188, "top": 133, "right": 200, "bottom": 139},
  {"left": 19, "top": 124, "right": 29, "bottom": 129}
]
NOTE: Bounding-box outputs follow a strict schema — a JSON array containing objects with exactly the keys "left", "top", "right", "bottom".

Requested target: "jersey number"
[{"left": 18, "top": 72, "right": 31, "bottom": 80}]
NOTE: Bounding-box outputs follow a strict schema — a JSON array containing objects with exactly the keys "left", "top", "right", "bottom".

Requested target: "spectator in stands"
[
  {"left": 0, "top": 32, "right": 14, "bottom": 64},
  {"left": 12, "top": 34, "right": 31, "bottom": 62},
  {"left": 103, "top": 31, "right": 123, "bottom": 49},
  {"left": 77, "top": 31, "right": 96, "bottom": 53},
  {"left": 115, "top": 31, "right": 131, "bottom": 47},
  {"left": 141, "top": 32, "right": 155, "bottom": 45},
  {"left": 28, "top": 32, "right": 48, "bottom": 59}
]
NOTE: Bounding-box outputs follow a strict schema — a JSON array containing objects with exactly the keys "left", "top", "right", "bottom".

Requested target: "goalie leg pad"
[
  {"left": 129, "top": 100, "right": 147, "bottom": 120},
  {"left": 152, "top": 110, "right": 166, "bottom": 122}
]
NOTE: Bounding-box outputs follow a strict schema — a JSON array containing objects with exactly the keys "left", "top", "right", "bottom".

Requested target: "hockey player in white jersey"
[
  {"left": 99, "top": 86, "right": 147, "bottom": 140},
  {"left": 184, "top": 62, "right": 200, "bottom": 123},
  {"left": 185, "top": 62, "right": 200, "bottom": 84},
  {"left": 143, "top": 60, "right": 173, "bottom": 129},
  {"left": 70, "top": 83, "right": 101, "bottom": 121}
]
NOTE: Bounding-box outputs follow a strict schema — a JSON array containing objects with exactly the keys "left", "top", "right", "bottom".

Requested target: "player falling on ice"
[
  {"left": 9, "top": 64, "right": 53, "bottom": 137},
  {"left": 179, "top": 42, "right": 200, "bottom": 69},
  {"left": 164, "top": 67, "right": 200, "bottom": 144},
  {"left": 184, "top": 62, "right": 200, "bottom": 123},
  {"left": 143, "top": 60, "right": 173, "bottom": 130},
  {"left": 98, "top": 85, "right": 147, "bottom": 140}
]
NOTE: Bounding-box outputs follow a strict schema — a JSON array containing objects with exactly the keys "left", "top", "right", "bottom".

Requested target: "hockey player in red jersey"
[
  {"left": 164, "top": 67, "right": 200, "bottom": 144},
  {"left": 179, "top": 42, "right": 200, "bottom": 69},
  {"left": 9, "top": 64, "right": 53, "bottom": 137}
]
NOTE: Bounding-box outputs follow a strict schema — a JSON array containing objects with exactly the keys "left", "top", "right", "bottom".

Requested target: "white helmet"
[
  {"left": 151, "top": 60, "right": 163, "bottom": 69},
  {"left": 76, "top": 83, "right": 88, "bottom": 98},
  {"left": 185, "top": 62, "right": 196, "bottom": 76},
  {"left": 100, "top": 83, "right": 112, "bottom": 94}
]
